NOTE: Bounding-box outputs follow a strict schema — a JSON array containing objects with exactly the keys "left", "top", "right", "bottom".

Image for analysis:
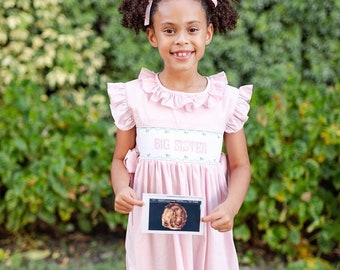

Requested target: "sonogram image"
[{"left": 161, "top": 203, "right": 188, "bottom": 230}]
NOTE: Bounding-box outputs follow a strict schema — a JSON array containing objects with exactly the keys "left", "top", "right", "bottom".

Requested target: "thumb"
[
  {"left": 201, "top": 212, "right": 217, "bottom": 223},
  {"left": 132, "top": 198, "right": 144, "bottom": 207},
  {"left": 126, "top": 191, "right": 144, "bottom": 207}
]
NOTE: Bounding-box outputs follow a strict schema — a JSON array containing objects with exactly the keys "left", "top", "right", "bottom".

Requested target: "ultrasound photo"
[{"left": 142, "top": 194, "right": 205, "bottom": 235}]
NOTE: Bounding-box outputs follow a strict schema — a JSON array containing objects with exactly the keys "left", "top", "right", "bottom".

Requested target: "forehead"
[{"left": 155, "top": 0, "right": 207, "bottom": 23}]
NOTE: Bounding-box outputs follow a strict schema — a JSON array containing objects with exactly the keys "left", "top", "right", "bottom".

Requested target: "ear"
[
  {"left": 205, "top": 23, "right": 214, "bottom": 45},
  {"left": 146, "top": 27, "right": 158, "bottom": 48}
]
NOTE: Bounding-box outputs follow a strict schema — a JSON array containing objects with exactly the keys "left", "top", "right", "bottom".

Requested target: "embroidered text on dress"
[
  {"left": 155, "top": 139, "right": 207, "bottom": 154},
  {"left": 137, "top": 127, "right": 223, "bottom": 163}
]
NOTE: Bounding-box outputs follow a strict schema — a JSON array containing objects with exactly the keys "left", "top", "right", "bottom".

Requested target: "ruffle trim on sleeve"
[
  {"left": 139, "top": 68, "right": 227, "bottom": 112},
  {"left": 107, "top": 82, "right": 135, "bottom": 130},
  {"left": 225, "top": 84, "right": 253, "bottom": 133}
]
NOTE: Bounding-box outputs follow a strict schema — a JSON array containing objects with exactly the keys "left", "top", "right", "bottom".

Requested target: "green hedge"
[
  {"left": 0, "top": 80, "right": 126, "bottom": 233},
  {"left": 0, "top": 0, "right": 108, "bottom": 93},
  {"left": 239, "top": 80, "right": 340, "bottom": 261}
]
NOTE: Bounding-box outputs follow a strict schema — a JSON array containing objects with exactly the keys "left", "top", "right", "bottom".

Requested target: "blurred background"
[{"left": 0, "top": 0, "right": 339, "bottom": 269}]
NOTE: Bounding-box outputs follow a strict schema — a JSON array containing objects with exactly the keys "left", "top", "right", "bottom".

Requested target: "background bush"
[
  {"left": 239, "top": 81, "right": 340, "bottom": 262},
  {"left": 0, "top": 0, "right": 109, "bottom": 95},
  {"left": 0, "top": 0, "right": 339, "bottom": 265},
  {"left": 0, "top": 79, "right": 126, "bottom": 233}
]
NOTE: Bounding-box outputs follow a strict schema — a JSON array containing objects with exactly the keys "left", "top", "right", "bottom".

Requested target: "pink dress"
[{"left": 107, "top": 68, "right": 252, "bottom": 270}]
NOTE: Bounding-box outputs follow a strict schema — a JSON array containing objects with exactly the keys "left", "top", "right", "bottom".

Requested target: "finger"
[
  {"left": 216, "top": 226, "right": 232, "bottom": 233},
  {"left": 211, "top": 219, "right": 233, "bottom": 232},
  {"left": 201, "top": 212, "right": 219, "bottom": 223},
  {"left": 217, "top": 223, "right": 234, "bottom": 232},
  {"left": 123, "top": 196, "right": 144, "bottom": 207},
  {"left": 125, "top": 189, "right": 144, "bottom": 206},
  {"left": 115, "top": 208, "right": 130, "bottom": 215},
  {"left": 115, "top": 196, "right": 143, "bottom": 214},
  {"left": 211, "top": 220, "right": 229, "bottom": 230},
  {"left": 115, "top": 201, "right": 133, "bottom": 213}
]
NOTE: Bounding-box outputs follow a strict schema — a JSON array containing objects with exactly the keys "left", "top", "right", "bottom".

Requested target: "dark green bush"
[
  {"left": 236, "top": 80, "right": 340, "bottom": 261},
  {"left": 203, "top": 1, "right": 340, "bottom": 89},
  {"left": 0, "top": 80, "right": 126, "bottom": 233}
]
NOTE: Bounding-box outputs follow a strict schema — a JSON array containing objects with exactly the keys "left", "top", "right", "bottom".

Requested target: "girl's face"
[{"left": 146, "top": 0, "right": 214, "bottom": 74}]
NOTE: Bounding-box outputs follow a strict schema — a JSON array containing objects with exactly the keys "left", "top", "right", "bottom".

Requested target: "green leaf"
[
  {"left": 288, "top": 228, "right": 301, "bottom": 245},
  {"left": 38, "top": 209, "right": 57, "bottom": 225},
  {"left": 244, "top": 185, "right": 257, "bottom": 202},
  {"left": 22, "top": 250, "right": 51, "bottom": 261},
  {"left": 234, "top": 223, "right": 251, "bottom": 242}
]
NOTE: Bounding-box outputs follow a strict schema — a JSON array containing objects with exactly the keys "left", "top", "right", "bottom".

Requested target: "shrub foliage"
[
  {"left": 0, "top": 0, "right": 339, "bottom": 263},
  {"left": 0, "top": 79, "right": 125, "bottom": 233},
  {"left": 240, "top": 81, "right": 340, "bottom": 261}
]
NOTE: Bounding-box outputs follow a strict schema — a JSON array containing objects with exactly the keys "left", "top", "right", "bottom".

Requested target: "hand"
[
  {"left": 114, "top": 187, "right": 143, "bottom": 214},
  {"left": 201, "top": 202, "right": 235, "bottom": 232}
]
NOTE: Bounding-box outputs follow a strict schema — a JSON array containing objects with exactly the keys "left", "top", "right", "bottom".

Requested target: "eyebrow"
[{"left": 161, "top": 20, "right": 202, "bottom": 26}]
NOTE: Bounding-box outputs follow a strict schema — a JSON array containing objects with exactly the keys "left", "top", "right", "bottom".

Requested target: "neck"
[{"left": 158, "top": 70, "right": 207, "bottom": 93}]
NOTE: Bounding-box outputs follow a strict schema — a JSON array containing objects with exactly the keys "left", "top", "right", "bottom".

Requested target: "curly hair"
[{"left": 118, "top": 0, "right": 239, "bottom": 35}]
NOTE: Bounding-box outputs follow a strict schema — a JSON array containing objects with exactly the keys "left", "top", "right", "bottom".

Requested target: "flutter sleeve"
[
  {"left": 225, "top": 85, "right": 253, "bottom": 133},
  {"left": 107, "top": 82, "right": 135, "bottom": 130}
]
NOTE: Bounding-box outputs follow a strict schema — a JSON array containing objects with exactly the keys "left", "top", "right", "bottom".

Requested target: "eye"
[
  {"left": 189, "top": 27, "right": 199, "bottom": 33},
  {"left": 163, "top": 28, "right": 175, "bottom": 34}
]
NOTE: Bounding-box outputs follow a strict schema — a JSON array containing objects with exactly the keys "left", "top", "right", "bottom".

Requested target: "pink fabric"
[
  {"left": 144, "top": 0, "right": 153, "bottom": 26},
  {"left": 124, "top": 149, "right": 139, "bottom": 174},
  {"left": 107, "top": 68, "right": 252, "bottom": 270}
]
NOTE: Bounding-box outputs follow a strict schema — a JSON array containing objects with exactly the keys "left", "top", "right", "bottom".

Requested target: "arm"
[
  {"left": 202, "top": 128, "right": 251, "bottom": 232},
  {"left": 111, "top": 127, "right": 143, "bottom": 214}
]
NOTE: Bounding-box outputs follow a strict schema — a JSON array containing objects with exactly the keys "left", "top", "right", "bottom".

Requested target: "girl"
[{"left": 107, "top": 0, "right": 253, "bottom": 269}]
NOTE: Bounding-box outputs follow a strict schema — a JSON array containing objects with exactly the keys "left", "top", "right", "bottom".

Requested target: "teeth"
[{"left": 175, "top": 52, "right": 190, "bottom": 57}]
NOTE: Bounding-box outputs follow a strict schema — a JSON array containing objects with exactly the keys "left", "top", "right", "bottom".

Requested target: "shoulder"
[
  {"left": 208, "top": 71, "right": 238, "bottom": 97},
  {"left": 107, "top": 68, "right": 156, "bottom": 92},
  {"left": 208, "top": 71, "right": 252, "bottom": 102}
]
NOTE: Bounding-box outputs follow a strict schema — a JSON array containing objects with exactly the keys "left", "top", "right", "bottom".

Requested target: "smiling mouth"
[
  {"left": 171, "top": 51, "right": 193, "bottom": 59},
  {"left": 173, "top": 52, "right": 191, "bottom": 57}
]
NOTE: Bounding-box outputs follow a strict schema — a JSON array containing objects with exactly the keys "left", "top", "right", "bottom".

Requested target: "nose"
[{"left": 175, "top": 30, "right": 189, "bottom": 45}]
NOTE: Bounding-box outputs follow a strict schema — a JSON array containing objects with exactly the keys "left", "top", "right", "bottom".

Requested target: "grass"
[
  {"left": 0, "top": 232, "right": 126, "bottom": 270},
  {"left": 0, "top": 232, "right": 338, "bottom": 270},
  {"left": 0, "top": 259, "right": 125, "bottom": 270}
]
